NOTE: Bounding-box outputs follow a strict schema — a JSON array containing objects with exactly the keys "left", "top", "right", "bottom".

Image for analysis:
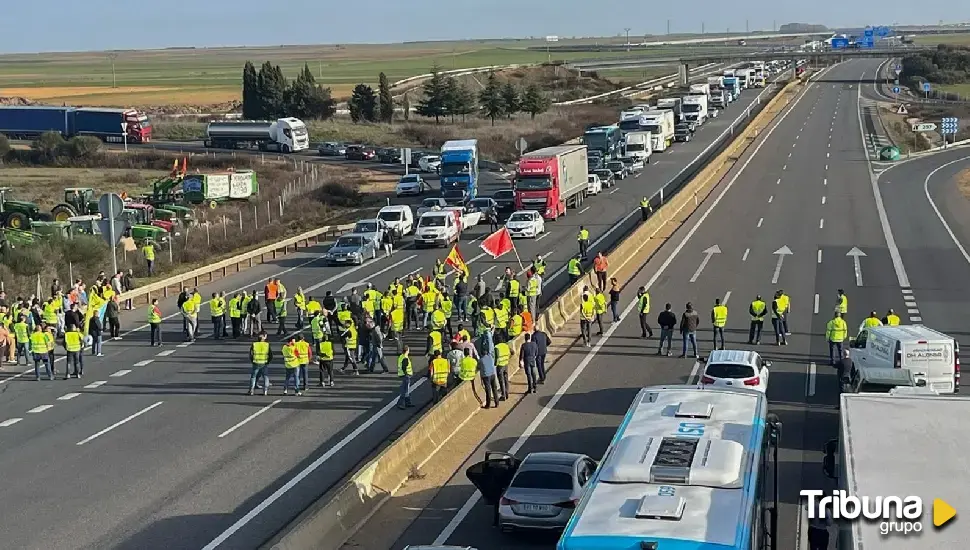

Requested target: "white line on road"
[
  {"left": 110, "top": 370, "right": 131, "bottom": 377},
  {"left": 466, "top": 252, "right": 487, "bottom": 264},
  {"left": 817, "top": 249, "right": 823, "bottom": 263},
  {"left": 76, "top": 401, "right": 164, "bottom": 446},
  {"left": 0, "top": 418, "right": 22, "bottom": 427},
  {"left": 176, "top": 342, "right": 192, "bottom": 348},
  {"left": 84, "top": 381, "right": 107, "bottom": 389},
  {"left": 579, "top": 206, "right": 591, "bottom": 215},
  {"left": 826, "top": 152, "right": 830, "bottom": 158},
  {"left": 814, "top": 293, "right": 820, "bottom": 314},
  {"left": 134, "top": 360, "right": 154, "bottom": 367},
  {"left": 819, "top": 218, "right": 824, "bottom": 229},
  {"left": 777, "top": 178, "right": 782, "bottom": 185},
  {"left": 904, "top": 299, "right": 918, "bottom": 307},
  {"left": 823, "top": 178, "right": 827, "bottom": 186},
  {"left": 742, "top": 248, "right": 750, "bottom": 262},
  {"left": 219, "top": 400, "right": 283, "bottom": 438},
  {"left": 907, "top": 308, "right": 920, "bottom": 314},
  {"left": 910, "top": 316, "right": 922, "bottom": 322},
  {"left": 202, "top": 378, "right": 428, "bottom": 549},
  {"left": 722, "top": 290, "right": 732, "bottom": 306},
  {"left": 536, "top": 232, "right": 550, "bottom": 241},
  {"left": 430, "top": 63, "right": 827, "bottom": 547},
  {"left": 479, "top": 266, "right": 496, "bottom": 277},
  {"left": 336, "top": 255, "right": 418, "bottom": 293},
  {"left": 157, "top": 349, "right": 175, "bottom": 356},
  {"left": 768, "top": 195, "right": 774, "bottom": 203},
  {"left": 821, "top": 196, "right": 826, "bottom": 205},
  {"left": 468, "top": 236, "right": 483, "bottom": 244},
  {"left": 0, "top": 370, "right": 31, "bottom": 384},
  {"left": 828, "top": 142, "right": 831, "bottom": 148},
  {"left": 757, "top": 218, "right": 764, "bottom": 228},
  {"left": 825, "top": 164, "right": 829, "bottom": 171},
  {"left": 788, "top": 152, "right": 792, "bottom": 157},
  {"left": 27, "top": 405, "right": 53, "bottom": 413},
  {"left": 58, "top": 393, "right": 81, "bottom": 401},
  {"left": 688, "top": 360, "right": 702, "bottom": 385},
  {"left": 901, "top": 289, "right": 913, "bottom": 295},
  {"left": 806, "top": 363, "right": 817, "bottom": 397},
  {"left": 919, "top": 156, "right": 970, "bottom": 271},
  {"left": 609, "top": 187, "right": 620, "bottom": 194},
  {"left": 783, "top": 164, "right": 787, "bottom": 170}
]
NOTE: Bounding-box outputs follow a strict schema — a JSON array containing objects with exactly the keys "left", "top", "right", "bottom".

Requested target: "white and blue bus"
[{"left": 557, "top": 385, "right": 782, "bottom": 550}]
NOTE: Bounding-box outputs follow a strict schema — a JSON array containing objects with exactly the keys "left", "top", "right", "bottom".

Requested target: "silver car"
[
  {"left": 324, "top": 233, "right": 377, "bottom": 265},
  {"left": 467, "top": 451, "right": 597, "bottom": 533},
  {"left": 352, "top": 218, "right": 388, "bottom": 247}
]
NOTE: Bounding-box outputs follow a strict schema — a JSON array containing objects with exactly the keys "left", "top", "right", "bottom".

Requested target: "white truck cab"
[
  {"left": 849, "top": 325, "right": 959, "bottom": 394},
  {"left": 413, "top": 210, "right": 461, "bottom": 248}
]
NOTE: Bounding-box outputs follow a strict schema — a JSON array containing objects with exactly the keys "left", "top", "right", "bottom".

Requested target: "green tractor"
[
  {"left": 0, "top": 187, "right": 50, "bottom": 230},
  {"left": 52, "top": 187, "right": 100, "bottom": 222},
  {"left": 119, "top": 206, "right": 170, "bottom": 243}
]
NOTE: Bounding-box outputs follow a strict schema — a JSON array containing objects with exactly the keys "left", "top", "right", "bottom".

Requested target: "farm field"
[
  {"left": 0, "top": 167, "right": 166, "bottom": 205},
  {"left": 913, "top": 33, "right": 970, "bottom": 46}
]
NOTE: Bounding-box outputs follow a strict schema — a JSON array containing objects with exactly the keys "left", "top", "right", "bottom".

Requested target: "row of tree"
[
  {"left": 414, "top": 70, "right": 552, "bottom": 125},
  {"left": 242, "top": 61, "right": 338, "bottom": 120},
  {"left": 900, "top": 45, "right": 970, "bottom": 89}
]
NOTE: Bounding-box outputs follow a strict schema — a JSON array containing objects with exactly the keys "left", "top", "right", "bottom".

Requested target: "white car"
[
  {"left": 418, "top": 155, "right": 441, "bottom": 173},
  {"left": 586, "top": 174, "right": 603, "bottom": 196},
  {"left": 700, "top": 349, "right": 770, "bottom": 393},
  {"left": 395, "top": 174, "right": 428, "bottom": 196},
  {"left": 505, "top": 210, "right": 545, "bottom": 238},
  {"left": 709, "top": 108, "right": 720, "bottom": 118},
  {"left": 622, "top": 156, "right": 645, "bottom": 173}
]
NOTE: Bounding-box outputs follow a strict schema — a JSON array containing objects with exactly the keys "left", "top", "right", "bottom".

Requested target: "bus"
[
  {"left": 582, "top": 125, "right": 621, "bottom": 159},
  {"left": 557, "top": 385, "right": 782, "bottom": 550}
]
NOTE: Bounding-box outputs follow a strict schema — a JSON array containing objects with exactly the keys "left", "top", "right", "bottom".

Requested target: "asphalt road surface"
[
  {"left": 0, "top": 89, "right": 771, "bottom": 548},
  {"left": 388, "top": 58, "right": 919, "bottom": 550}
]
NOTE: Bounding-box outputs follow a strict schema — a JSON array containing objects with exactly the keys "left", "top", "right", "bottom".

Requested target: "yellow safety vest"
[
  {"left": 143, "top": 245, "right": 155, "bottom": 261},
  {"left": 750, "top": 300, "right": 766, "bottom": 320},
  {"left": 428, "top": 330, "right": 443, "bottom": 354},
  {"left": 567, "top": 258, "right": 581, "bottom": 275},
  {"left": 495, "top": 342, "right": 511, "bottom": 367},
  {"left": 771, "top": 299, "right": 784, "bottom": 319},
  {"left": 581, "top": 299, "right": 595, "bottom": 321},
  {"left": 527, "top": 277, "right": 540, "bottom": 297},
  {"left": 296, "top": 340, "right": 311, "bottom": 365},
  {"left": 182, "top": 300, "right": 197, "bottom": 315},
  {"left": 307, "top": 300, "right": 322, "bottom": 315},
  {"left": 431, "top": 357, "right": 450, "bottom": 386},
  {"left": 393, "top": 294, "right": 406, "bottom": 311},
  {"left": 712, "top": 305, "right": 728, "bottom": 328},
  {"left": 457, "top": 329, "right": 471, "bottom": 343},
  {"left": 406, "top": 285, "right": 421, "bottom": 298},
  {"left": 294, "top": 293, "right": 306, "bottom": 311},
  {"left": 778, "top": 295, "right": 790, "bottom": 314},
  {"left": 337, "top": 309, "right": 352, "bottom": 325},
  {"left": 863, "top": 317, "right": 882, "bottom": 328},
  {"left": 318, "top": 340, "right": 334, "bottom": 361},
  {"left": 509, "top": 315, "right": 523, "bottom": 337},
  {"left": 638, "top": 293, "right": 650, "bottom": 314},
  {"left": 311, "top": 316, "right": 325, "bottom": 340},
  {"left": 344, "top": 325, "right": 358, "bottom": 349},
  {"left": 495, "top": 307, "right": 509, "bottom": 329},
  {"left": 251, "top": 341, "right": 270, "bottom": 365},
  {"left": 398, "top": 353, "right": 413, "bottom": 376},
  {"left": 837, "top": 295, "right": 847, "bottom": 314},
  {"left": 29, "top": 332, "right": 47, "bottom": 354},
  {"left": 886, "top": 314, "right": 900, "bottom": 326},
  {"left": 481, "top": 308, "right": 495, "bottom": 327},
  {"left": 209, "top": 298, "right": 225, "bottom": 317},
  {"left": 440, "top": 298, "right": 453, "bottom": 318},
  {"left": 64, "top": 331, "right": 82, "bottom": 352},
  {"left": 44, "top": 331, "right": 55, "bottom": 352},
  {"left": 578, "top": 229, "right": 589, "bottom": 241},
  {"left": 459, "top": 356, "right": 478, "bottom": 380},
  {"left": 42, "top": 302, "right": 57, "bottom": 324},
  {"left": 275, "top": 299, "right": 287, "bottom": 317},
  {"left": 282, "top": 344, "right": 300, "bottom": 368},
  {"left": 422, "top": 291, "right": 438, "bottom": 312},
  {"left": 533, "top": 259, "right": 546, "bottom": 275},
  {"left": 391, "top": 309, "right": 405, "bottom": 331},
  {"left": 242, "top": 295, "right": 252, "bottom": 313},
  {"left": 229, "top": 297, "right": 241, "bottom": 318},
  {"left": 826, "top": 318, "right": 848, "bottom": 342},
  {"left": 381, "top": 296, "right": 394, "bottom": 313},
  {"left": 13, "top": 322, "right": 29, "bottom": 344},
  {"left": 594, "top": 293, "right": 607, "bottom": 315},
  {"left": 431, "top": 310, "right": 447, "bottom": 330},
  {"left": 362, "top": 299, "right": 376, "bottom": 316},
  {"left": 507, "top": 279, "right": 520, "bottom": 298}
]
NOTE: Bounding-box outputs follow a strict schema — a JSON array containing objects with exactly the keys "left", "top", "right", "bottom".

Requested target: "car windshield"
[
  {"left": 705, "top": 363, "right": 756, "bottom": 379},
  {"left": 354, "top": 222, "right": 378, "bottom": 233},
  {"left": 510, "top": 469, "right": 573, "bottom": 490},
  {"left": 607, "top": 162, "right": 623, "bottom": 171},
  {"left": 494, "top": 190, "right": 514, "bottom": 200},
  {"left": 399, "top": 175, "right": 419, "bottom": 183},
  {"left": 620, "top": 158, "right": 634, "bottom": 165},
  {"left": 587, "top": 176, "right": 596, "bottom": 183},
  {"left": 424, "top": 156, "right": 439, "bottom": 163},
  {"left": 470, "top": 199, "right": 490, "bottom": 208},
  {"left": 594, "top": 170, "right": 612, "bottom": 179},
  {"left": 378, "top": 210, "right": 402, "bottom": 222},
  {"left": 421, "top": 199, "right": 441, "bottom": 208},
  {"left": 516, "top": 176, "right": 552, "bottom": 191},
  {"left": 509, "top": 213, "right": 533, "bottom": 222},
  {"left": 419, "top": 215, "right": 446, "bottom": 228},
  {"left": 335, "top": 236, "right": 362, "bottom": 248}
]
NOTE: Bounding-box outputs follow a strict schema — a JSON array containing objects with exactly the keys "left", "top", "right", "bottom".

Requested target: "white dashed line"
[
  {"left": 110, "top": 370, "right": 131, "bottom": 377},
  {"left": 817, "top": 249, "right": 823, "bottom": 263},
  {"left": 722, "top": 291, "right": 732, "bottom": 306},
  {"left": 783, "top": 164, "right": 788, "bottom": 170},
  {"left": 134, "top": 360, "right": 154, "bottom": 367},
  {"left": 579, "top": 206, "right": 591, "bottom": 215},
  {"left": 177, "top": 342, "right": 192, "bottom": 348},
  {"left": 821, "top": 196, "right": 826, "bottom": 205},
  {"left": 0, "top": 418, "right": 23, "bottom": 427},
  {"left": 825, "top": 164, "right": 829, "bottom": 170},
  {"left": 218, "top": 399, "right": 283, "bottom": 438},
  {"left": 901, "top": 289, "right": 913, "bottom": 295},
  {"left": 788, "top": 152, "right": 792, "bottom": 158},
  {"left": 776, "top": 178, "right": 782, "bottom": 185},
  {"left": 828, "top": 142, "right": 831, "bottom": 148},
  {"left": 28, "top": 405, "right": 53, "bottom": 414},
  {"left": 757, "top": 218, "right": 764, "bottom": 228},
  {"left": 814, "top": 294, "right": 820, "bottom": 314},
  {"left": 823, "top": 178, "right": 827, "bottom": 186},
  {"left": 907, "top": 309, "right": 920, "bottom": 314},
  {"left": 819, "top": 218, "right": 825, "bottom": 229},
  {"left": 742, "top": 248, "right": 750, "bottom": 262},
  {"left": 795, "top": 135, "right": 800, "bottom": 140},
  {"left": 768, "top": 196, "right": 774, "bottom": 203},
  {"left": 76, "top": 401, "right": 164, "bottom": 446},
  {"left": 826, "top": 152, "right": 830, "bottom": 158},
  {"left": 910, "top": 316, "right": 922, "bottom": 322},
  {"left": 84, "top": 381, "right": 107, "bottom": 389},
  {"left": 157, "top": 349, "right": 175, "bottom": 356},
  {"left": 58, "top": 393, "right": 81, "bottom": 401}
]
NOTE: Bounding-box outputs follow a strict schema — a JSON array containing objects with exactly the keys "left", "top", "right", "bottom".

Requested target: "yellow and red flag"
[{"left": 445, "top": 245, "right": 470, "bottom": 278}]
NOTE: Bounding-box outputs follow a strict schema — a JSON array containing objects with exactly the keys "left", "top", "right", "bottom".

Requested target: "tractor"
[
  {"left": 0, "top": 187, "right": 51, "bottom": 229},
  {"left": 119, "top": 204, "right": 170, "bottom": 243},
  {"left": 51, "top": 187, "right": 99, "bottom": 221}
]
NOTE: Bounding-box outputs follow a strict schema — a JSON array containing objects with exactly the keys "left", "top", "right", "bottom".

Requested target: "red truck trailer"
[{"left": 514, "top": 144, "right": 589, "bottom": 220}]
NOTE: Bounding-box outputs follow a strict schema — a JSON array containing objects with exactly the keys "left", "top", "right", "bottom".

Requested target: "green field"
[
  {"left": 0, "top": 38, "right": 750, "bottom": 106},
  {"left": 939, "top": 83, "right": 970, "bottom": 97},
  {"left": 913, "top": 33, "right": 970, "bottom": 46}
]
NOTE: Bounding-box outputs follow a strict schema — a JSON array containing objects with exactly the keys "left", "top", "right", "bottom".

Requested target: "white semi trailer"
[{"left": 204, "top": 117, "right": 310, "bottom": 153}]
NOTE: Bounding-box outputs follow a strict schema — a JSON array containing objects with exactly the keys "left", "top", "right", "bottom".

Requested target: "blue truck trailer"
[
  {"left": 0, "top": 105, "right": 152, "bottom": 143},
  {"left": 439, "top": 139, "right": 479, "bottom": 205}
]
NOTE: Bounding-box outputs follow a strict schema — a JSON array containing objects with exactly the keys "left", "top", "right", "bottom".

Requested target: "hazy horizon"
[{"left": 0, "top": 0, "right": 962, "bottom": 55}]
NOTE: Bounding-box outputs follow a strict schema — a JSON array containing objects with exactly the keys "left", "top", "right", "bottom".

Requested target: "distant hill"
[{"left": 779, "top": 23, "right": 829, "bottom": 33}]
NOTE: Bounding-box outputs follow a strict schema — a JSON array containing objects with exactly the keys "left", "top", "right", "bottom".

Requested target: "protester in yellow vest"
[
  {"left": 281, "top": 337, "right": 302, "bottom": 396},
  {"left": 508, "top": 312, "right": 523, "bottom": 338},
  {"left": 748, "top": 294, "right": 766, "bottom": 345},
  {"left": 294, "top": 287, "right": 307, "bottom": 330},
  {"left": 826, "top": 312, "right": 848, "bottom": 367},
  {"left": 318, "top": 335, "right": 335, "bottom": 387},
  {"left": 30, "top": 325, "right": 53, "bottom": 381},
  {"left": 13, "top": 315, "right": 29, "bottom": 366},
  {"left": 248, "top": 331, "right": 273, "bottom": 396},
  {"left": 296, "top": 335, "right": 311, "bottom": 392},
  {"left": 711, "top": 298, "right": 728, "bottom": 351},
  {"left": 579, "top": 292, "right": 596, "bottom": 347},
  {"left": 883, "top": 309, "right": 901, "bottom": 326},
  {"left": 593, "top": 290, "right": 607, "bottom": 335},
  {"left": 229, "top": 293, "right": 243, "bottom": 339},
  {"left": 63, "top": 326, "right": 84, "bottom": 379}
]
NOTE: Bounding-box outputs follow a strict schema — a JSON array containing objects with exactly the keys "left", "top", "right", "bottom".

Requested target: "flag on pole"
[
  {"left": 480, "top": 227, "right": 515, "bottom": 259},
  {"left": 445, "top": 245, "right": 470, "bottom": 277}
]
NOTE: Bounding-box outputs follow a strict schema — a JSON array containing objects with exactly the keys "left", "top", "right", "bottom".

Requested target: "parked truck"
[
  {"left": 514, "top": 145, "right": 588, "bottom": 221},
  {"left": 582, "top": 125, "right": 621, "bottom": 159},
  {"left": 655, "top": 97, "right": 683, "bottom": 124},
  {"left": 622, "top": 131, "right": 652, "bottom": 163},
  {"left": 204, "top": 118, "right": 309, "bottom": 153},
  {"left": 182, "top": 170, "right": 259, "bottom": 204},
  {"left": 706, "top": 75, "right": 724, "bottom": 88},
  {"left": 439, "top": 139, "right": 479, "bottom": 205},
  {"left": 682, "top": 94, "right": 709, "bottom": 126},
  {"left": 0, "top": 106, "right": 152, "bottom": 143},
  {"left": 637, "top": 109, "right": 675, "bottom": 152},
  {"left": 688, "top": 83, "right": 710, "bottom": 98},
  {"left": 723, "top": 77, "right": 741, "bottom": 100}
]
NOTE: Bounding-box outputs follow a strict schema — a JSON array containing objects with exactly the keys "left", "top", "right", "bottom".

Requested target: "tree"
[
  {"left": 443, "top": 78, "right": 461, "bottom": 123},
  {"left": 402, "top": 92, "right": 411, "bottom": 122},
  {"left": 0, "top": 133, "right": 10, "bottom": 160},
  {"left": 31, "top": 131, "right": 65, "bottom": 162},
  {"left": 63, "top": 136, "right": 102, "bottom": 159},
  {"left": 478, "top": 72, "right": 505, "bottom": 125},
  {"left": 256, "top": 61, "right": 287, "bottom": 119},
  {"left": 416, "top": 65, "right": 448, "bottom": 123},
  {"left": 452, "top": 80, "right": 477, "bottom": 122},
  {"left": 378, "top": 72, "right": 394, "bottom": 123},
  {"left": 500, "top": 81, "right": 520, "bottom": 118},
  {"left": 242, "top": 61, "right": 260, "bottom": 119},
  {"left": 520, "top": 83, "right": 552, "bottom": 119},
  {"left": 349, "top": 83, "right": 378, "bottom": 123}
]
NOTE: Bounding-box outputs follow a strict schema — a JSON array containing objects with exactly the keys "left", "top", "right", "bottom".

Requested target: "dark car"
[
  {"left": 409, "top": 150, "right": 435, "bottom": 169},
  {"left": 605, "top": 160, "right": 628, "bottom": 180},
  {"left": 492, "top": 189, "right": 516, "bottom": 213},
  {"left": 377, "top": 147, "right": 402, "bottom": 164},
  {"left": 587, "top": 155, "right": 604, "bottom": 172},
  {"left": 318, "top": 142, "right": 346, "bottom": 156},
  {"left": 593, "top": 169, "right": 615, "bottom": 189},
  {"left": 467, "top": 197, "right": 498, "bottom": 218},
  {"left": 674, "top": 124, "right": 692, "bottom": 142},
  {"left": 346, "top": 145, "right": 376, "bottom": 161}
]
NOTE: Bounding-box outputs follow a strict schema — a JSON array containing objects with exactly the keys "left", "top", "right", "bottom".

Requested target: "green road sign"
[{"left": 879, "top": 146, "right": 901, "bottom": 161}]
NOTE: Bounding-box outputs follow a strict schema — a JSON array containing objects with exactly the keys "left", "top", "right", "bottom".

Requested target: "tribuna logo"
[{"left": 802, "top": 490, "right": 924, "bottom": 536}]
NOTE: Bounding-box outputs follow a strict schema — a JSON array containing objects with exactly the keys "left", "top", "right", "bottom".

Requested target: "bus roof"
[{"left": 559, "top": 385, "right": 768, "bottom": 550}]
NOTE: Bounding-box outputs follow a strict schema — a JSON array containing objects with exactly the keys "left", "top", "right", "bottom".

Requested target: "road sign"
[
  {"left": 831, "top": 37, "right": 849, "bottom": 49},
  {"left": 922, "top": 82, "right": 932, "bottom": 92},
  {"left": 894, "top": 68, "right": 902, "bottom": 76},
  {"left": 894, "top": 63, "right": 902, "bottom": 71},
  {"left": 516, "top": 137, "right": 528, "bottom": 155},
  {"left": 896, "top": 104, "right": 908, "bottom": 114},
  {"left": 96, "top": 219, "right": 129, "bottom": 245},
  {"left": 98, "top": 193, "right": 124, "bottom": 217},
  {"left": 545, "top": 36, "right": 559, "bottom": 43},
  {"left": 892, "top": 86, "right": 900, "bottom": 94},
  {"left": 942, "top": 117, "right": 959, "bottom": 135},
  {"left": 97, "top": 192, "right": 126, "bottom": 274},
  {"left": 401, "top": 147, "right": 411, "bottom": 165},
  {"left": 912, "top": 123, "right": 937, "bottom": 132}
]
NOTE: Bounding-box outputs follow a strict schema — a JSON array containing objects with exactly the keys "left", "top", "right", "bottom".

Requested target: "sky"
[{"left": 0, "top": 0, "right": 961, "bottom": 54}]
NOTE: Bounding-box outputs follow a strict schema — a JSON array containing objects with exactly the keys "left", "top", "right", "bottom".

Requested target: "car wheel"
[{"left": 371, "top": 248, "right": 377, "bottom": 260}]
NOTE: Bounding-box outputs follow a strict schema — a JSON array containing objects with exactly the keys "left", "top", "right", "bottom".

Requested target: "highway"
[
  {"left": 386, "top": 58, "right": 915, "bottom": 550},
  {"left": 0, "top": 85, "right": 773, "bottom": 548}
]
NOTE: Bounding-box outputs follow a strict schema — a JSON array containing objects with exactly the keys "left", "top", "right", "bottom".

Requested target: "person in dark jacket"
[
  {"left": 679, "top": 302, "right": 700, "bottom": 359},
  {"left": 177, "top": 288, "right": 190, "bottom": 337},
  {"left": 64, "top": 303, "right": 82, "bottom": 332},
  {"left": 657, "top": 303, "right": 677, "bottom": 356},
  {"left": 106, "top": 296, "right": 121, "bottom": 339},
  {"left": 531, "top": 328, "right": 550, "bottom": 383},
  {"left": 123, "top": 269, "right": 135, "bottom": 310}
]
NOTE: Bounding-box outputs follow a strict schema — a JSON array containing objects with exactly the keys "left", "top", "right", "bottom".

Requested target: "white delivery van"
[
  {"left": 848, "top": 325, "right": 959, "bottom": 394},
  {"left": 377, "top": 205, "right": 414, "bottom": 237},
  {"left": 413, "top": 210, "right": 461, "bottom": 248}
]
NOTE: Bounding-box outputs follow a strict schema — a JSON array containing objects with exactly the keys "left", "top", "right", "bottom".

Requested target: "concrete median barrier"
[{"left": 264, "top": 76, "right": 805, "bottom": 550}]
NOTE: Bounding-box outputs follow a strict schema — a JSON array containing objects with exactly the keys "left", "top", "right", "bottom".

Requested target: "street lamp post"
[
  {"left": 624, "top": 28, "right": 631, "bottom": 51},
  {"left": 107, "top": 53, "right": 118, "bottom": 88}
]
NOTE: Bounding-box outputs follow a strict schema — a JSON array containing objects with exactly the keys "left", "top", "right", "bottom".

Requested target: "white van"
[
  {"left": 377, "top": 205, "right": 414, "bottom": 237},
  {"left": 413, "top": 210, "right": 461, "bottom": 248},
  {"left": 849, "top": 325, "right": 960, "bottom": 394}
]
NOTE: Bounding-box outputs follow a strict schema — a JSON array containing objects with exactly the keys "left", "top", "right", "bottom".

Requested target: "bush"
[
  {"left": 316, "top": 179, "right": 366, "bottom": 207},
  {"left": 0, "top": 133, "right": 10, "bottom": 160},
  {"left": 62, "top": 136, "right": 103, "bottom": 159}
]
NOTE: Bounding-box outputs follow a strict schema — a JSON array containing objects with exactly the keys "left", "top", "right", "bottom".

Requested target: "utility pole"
[
  {"left": 702, "top": 22, "right": 705, "bottom": 34},
  {"left": 624, "top": 27, "right": 631, "bottom": 51},
  {"left": 773, "top": 20, "right": 777, "bottom": 32},
  {"left": 107, "top": 53, "right": 118, "bottom": 88},
  {"left": 667, "top": 19, "right": 671, "bottom": 35},
  {"left": 746, "top": 19, "right": 749, "bottom": 34}
]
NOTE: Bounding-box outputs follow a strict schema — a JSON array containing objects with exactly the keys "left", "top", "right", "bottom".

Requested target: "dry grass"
[
  {"left": 0, "top": 167, "right": 166, "bottom": 204},
  {"left": 956, "top": 168, "right": 970, "bottom": 200}
]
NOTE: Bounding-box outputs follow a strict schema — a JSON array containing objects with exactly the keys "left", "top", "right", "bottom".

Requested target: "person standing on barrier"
[
  {"left": 248, "top": 331, "right": 272, "bottom": 396},
  {"left": 637, "top": 286, "right": 654, "bottom": 339},
  {"left": 748, "top": 295, "right": 766, "bottom": 345},
  {"left": 640, "top": 197, "right": 652, "bottom": 221},
  {"left": 577, "top": 226, "right": 590, "bottom": 259},
  {"left": 593, "top": 252, "right": 609, "bottom": 292},
  {"left": 493, "top": 340, "right": 512, "bottom": 401}
]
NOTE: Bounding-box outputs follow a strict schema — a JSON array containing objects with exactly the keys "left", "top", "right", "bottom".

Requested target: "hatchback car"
[
  {"left": 586, "top": 174, "right": 602, "bottom": 195},
  {"left": 318, "top": 142, "right": 345, "bottom": 156},
  {"left": 324, "top": 234, "right": 377, "bottom": 265},
  {"left": 418, "top": 155, "right": 441, "bottom": 173},
  {"left": 700, "top": 349, "right": 770, "bottom": 392},
  {"left": 466, "top": 451, "right": 596, "bottom": 533},
  {"left": 505, "top": 210, "right": 545, "bottom": 238},
  {"left": 605, "top": 160, "right": 628, "bottom": 180},
  {"left": 593, "top": 169, "right": 615, "bottom": 189},
  {"left": 377, "top": 147, "right": 402, "bottom": 164},
  {"left": 396, "top": 174, "right": 428, "bottom": 196},
  {"left": 492, "top": 189, "right": 516, "bottom": 214},
  {"left": 467, "top": 197, "right": 497, "bottom": 219}
]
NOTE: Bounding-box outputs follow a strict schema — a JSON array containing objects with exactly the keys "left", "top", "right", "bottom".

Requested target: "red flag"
[{"left": 480, "top": 227, "right": 514, "bottom": 259}]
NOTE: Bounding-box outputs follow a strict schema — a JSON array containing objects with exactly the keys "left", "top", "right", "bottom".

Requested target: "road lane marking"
[
  {"left": 814, "top": 294, "right": 820, "bottom": 314},
  {"left": 823, "top": 177, "right": 827, "bottom": 186},
  {"left": 84, "top": 381, "right": 107, "bottom": 389},
  {"left": 579, "top": 206, "right": 591, "bottom": 214},
  {"left": 907, "top": 308, "right": 920, "bottom": 314},
  {"left": 688, "top": 360, "right": 702, "bottom": 385},
  {"left": 134, "top": 360, "right": 154, "bottom": 367},
  {"left": 430, "top": 64, "right": 828, "bottom": 546},
  {"left": 480, "top": 266, "right": 496, "bottom": 277},
  {"left": 110, "top": 370, "right": 131, "bottom": 377},
  {"left": 177, "top": 342, "right": 192, "bottom": 348},
  {"left": 806, "top": 363, "right": 817, "bottom": 397},
  {"left": 219, "top": 399, "right": 283, "bottom": 438},
  {"left": 0, "top": 370, "right": 31, "bottom": 384},
  {"left": 0, "top": 418, "right": 22, "bottom": 427},
  {"left": 76, "top": 401, "right": 164, "bottom": 446},
  {"left": 536, "top": 232, "right": 550, "bottom": 241},
  {"left": 466, "top": 252, "right": 487, "bottom": 265},
  {"left": 27, "top": 405, "right": 53, "bottom": 414},
  {"left": 722, "top": 290, "right": 732, "bottom": 306},
  {"left": 336, "top": 255, "right": 418, "bottom": 293},
  {"left": 826, "top": 152, "right": 830, "bottom": 158},
  {"left": 777, "top": 178, "right": 782, "bottom": 185},
  {"left": 609, "top": 187, "right": 620, "bottom": 194},
  {"left": 58, "top": 393, "right": 81, "bottom": 401},
  {"left": 828, "top": 142, "right": 831, "bottom": 148},
  {"left": 757, "top": 218, "right": 764, "bottom": 228},
  {"left": 825, "top": 164, "right": 829, "bottom": 170},
  {"left": 819, "top": 218, "right": 824, "bottom": 229},
  {"left": 817, "top": 249, "right": 823, "bottom": 263},
  {"left": 919, "top": 156, "right": 970, "bottom": 270},
  {"left": 788, "top": 152, "right": 792, "bottom": 158},
  {"left": 201, "top": 378, "right": 428, "bottom": 549},
  {"left": 768, "top": 195, "right": 774, "bottom": 203},
  {"left": 157, "top": 349, "right": 175, "bottom": 356},
  {"left": 742, "top": 248, "right": 750, "bottom": 262},
  {"left": 910, "top": 316, "right": 922, "bottom": 322},
  {"left": 783, "top": 164, "right": 787, "bottom": 170},
  {"left": 901, "top": 289, "right": 913, "bottom": 295},
  {"left": 821, "top": 196, "right": 826, "bottom": 205}
]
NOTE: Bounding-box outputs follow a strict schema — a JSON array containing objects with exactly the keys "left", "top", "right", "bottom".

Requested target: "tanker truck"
[{"left": 204, "top": 118, "right": 309, "bottom": 153}]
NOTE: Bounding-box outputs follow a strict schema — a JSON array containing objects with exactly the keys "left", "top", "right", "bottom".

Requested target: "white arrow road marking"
[
  {"left": 771, "top": 246, "right": 793, "bottom": 284},
  {"left": 689, "top": 245, "right": 721, "bottom": 283},
  {"left": 847, "top": 247, "right": 866, "bottom": 286}
]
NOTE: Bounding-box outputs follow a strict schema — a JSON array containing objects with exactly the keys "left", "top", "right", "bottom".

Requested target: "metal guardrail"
[{"left": 115, "top": 223, "right": 355, "bottom": 305}]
